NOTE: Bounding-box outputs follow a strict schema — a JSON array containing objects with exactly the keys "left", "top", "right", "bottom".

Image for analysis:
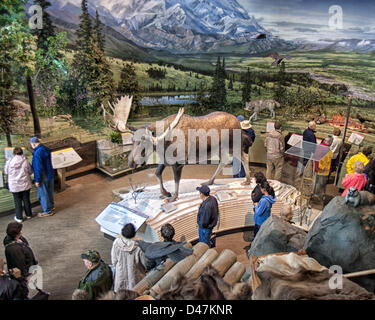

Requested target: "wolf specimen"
[{"left": 245, "top": 99, "right": 280, "bottom": 122}]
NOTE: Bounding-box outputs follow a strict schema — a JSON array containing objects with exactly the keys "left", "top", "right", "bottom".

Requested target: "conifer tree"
[
  {"left": 73, "top": 0, "right": 93, "bottom": 82},
  {"left": 228, "top": 78, "right": 233, "bottom": 90},
  {"left": 209, "top": 57, "right": 227, "bottom": 109},
  {"left": 117, "top": 62, "right": 141, "bottom": 115},
  {"left": 88, "top": 37, "right": 114, "bottom": 112},
  {"left": 221, "top": 57, "right": 227, "bottom": 79},
  {"left": 33, "top": 0, "right": 56, "bottom": 51},
  {"left": 242, "top": 68, "right": 251, "bottom": 103},
  {"left": 279, "top": 61, "right": 286, "bottom": 84},
  {"left": 32, "top": 1, "right": 67, "bottom": 110},
  {"left": 94, "top": 10, "right": 105, "bottom": 52}
]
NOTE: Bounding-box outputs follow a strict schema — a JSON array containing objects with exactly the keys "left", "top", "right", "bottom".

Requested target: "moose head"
[
  {"left": 128, "top": 107, "right": 185, "bottom": 169},
  {"left": 101, "top": 96, "right": 185, "bottom": 169}
]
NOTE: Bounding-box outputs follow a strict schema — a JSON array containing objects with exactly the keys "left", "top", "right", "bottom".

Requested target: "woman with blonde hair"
[{"left": 342, "top": 161, "right": 367, "bottom": 196}]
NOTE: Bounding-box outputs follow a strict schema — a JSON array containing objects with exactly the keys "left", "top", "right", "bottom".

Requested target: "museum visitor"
[
  {"left": 111, "top": 223, "right": 147, "bottom": 292},
  {"left": 30, "top": 137, "right": 55, "bottom": 218},
  {"left": 196, "top": 185, "right": 219, "bottom": 247},
  {"left": 4, "top": 147, "right": 33, "bottom": 223},
  {"left": 264, "top": 121, "right": 285, "bottom": 181},
  {"left": 253, "top": 181, "right": 276, "bottom": 237}
]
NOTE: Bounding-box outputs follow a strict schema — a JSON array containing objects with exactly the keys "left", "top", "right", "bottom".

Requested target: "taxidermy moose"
[{"left": 102, "top": 96, "right": 253, "bottom": 202}]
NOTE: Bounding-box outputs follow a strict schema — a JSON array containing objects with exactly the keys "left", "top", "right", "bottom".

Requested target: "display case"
[{"left": 96, "top": 133, "right": 134, "bottom": 177}]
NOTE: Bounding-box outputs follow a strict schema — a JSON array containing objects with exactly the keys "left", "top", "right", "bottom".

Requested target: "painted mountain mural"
[{"left": 40, "top": 0, "right": 295, "bottom": 53}]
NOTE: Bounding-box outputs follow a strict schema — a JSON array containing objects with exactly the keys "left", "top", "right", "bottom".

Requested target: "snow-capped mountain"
[
  {"left": 299, "top": 39, "right": 375, "bottom": 53},
  {"left": 40, "top": 0, "right": 294, "bottom": 53}
]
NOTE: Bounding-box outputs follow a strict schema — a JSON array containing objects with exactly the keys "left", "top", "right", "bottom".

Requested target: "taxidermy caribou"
[
  {"left": 245, "top": 99, "right": 280, "bottom": 122},
  {"left": 102, "top": 96, "right": 253, "bottom": 202}
]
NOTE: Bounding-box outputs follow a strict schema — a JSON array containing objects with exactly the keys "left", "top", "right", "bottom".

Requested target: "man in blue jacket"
[
  {"left": 196, "top": 185, "right": 219, "bottom": 247},
  {"left": 30, "top": 137, "right": 55, "bottom": 217}
]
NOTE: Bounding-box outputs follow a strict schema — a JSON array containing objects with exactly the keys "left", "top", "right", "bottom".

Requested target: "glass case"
[{"left": 96, "top": 138, "right": 133, "bottom": 177}]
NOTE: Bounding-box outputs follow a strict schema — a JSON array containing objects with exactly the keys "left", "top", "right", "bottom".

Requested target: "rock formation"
[
  {"left": 248, "top": 215, "right": 307, "bottom": 258},
  {"left": 304, "top": 192, "right": 375, "bottom": 292}
]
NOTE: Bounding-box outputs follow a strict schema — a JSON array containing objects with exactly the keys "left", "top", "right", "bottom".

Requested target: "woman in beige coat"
[{"left": 111, "top": 223, "right": 147, "bottom": 292}]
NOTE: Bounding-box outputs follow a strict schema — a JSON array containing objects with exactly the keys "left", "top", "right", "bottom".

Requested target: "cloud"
[
  {"left": 274, "top": 21, "right": 324, "bottom": 29},
  {"left": 347, "top": 27, "right": 365, "bottom": 32},
  {"left": 294, "top": 27, "right": 318, "bottom": 33}
]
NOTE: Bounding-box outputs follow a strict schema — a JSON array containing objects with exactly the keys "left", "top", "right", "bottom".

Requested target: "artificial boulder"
[
  {"left": 304, "top": 192, "right": 375, "bottom": 293},
  {"left": 248, "top": 215, "right": 307, "bottom": 258}
]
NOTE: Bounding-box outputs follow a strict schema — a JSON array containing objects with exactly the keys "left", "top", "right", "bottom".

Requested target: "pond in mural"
[{"left": 140, "top": 95, "right": 198, "bottom": 106}]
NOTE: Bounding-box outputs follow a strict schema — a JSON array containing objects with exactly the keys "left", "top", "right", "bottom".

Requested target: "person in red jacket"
[{"left": 342, "top": 161, "right": 367, "bottom": 197}]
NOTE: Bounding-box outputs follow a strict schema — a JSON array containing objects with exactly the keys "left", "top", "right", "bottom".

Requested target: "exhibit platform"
[{"left": 97, "top": 178, "right": 318, "bottom": 243}]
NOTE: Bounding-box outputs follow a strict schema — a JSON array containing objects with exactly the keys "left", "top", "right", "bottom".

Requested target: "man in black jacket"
[
  {"left": 3, "top": 222, "right": 38, "bottom": 277},
  {"left": 136, "top": 223, "right": 193, "bottom": 270},
  {"left": 196, "top": 185, "right": 219, "bottom": 247},
  {"left": 302, "top": 121, "right": 317, "bottom": 167},
  {"left": 0, "top": 257, "right": 29, "bottom": 300}
]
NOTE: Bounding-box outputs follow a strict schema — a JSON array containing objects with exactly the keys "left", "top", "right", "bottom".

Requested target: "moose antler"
[
  {"left": 153, "top": 107, "right": 185, "bottom": 144},
  {"left": 101, "top": 95, "right": 133, "bottom": 132}
]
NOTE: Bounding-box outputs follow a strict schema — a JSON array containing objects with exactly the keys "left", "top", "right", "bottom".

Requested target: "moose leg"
[
  {"left": 155, "top": 164, "right": 172, "bottom": 198},
  {"left": 202, "top": 158, "right": 229, "bottom": 186},
  {"left": 167, "top": 164, "right": 184, "bottom": 202},
  {"left": 241, "top": 151, "right": 251, "bottom": 185}
]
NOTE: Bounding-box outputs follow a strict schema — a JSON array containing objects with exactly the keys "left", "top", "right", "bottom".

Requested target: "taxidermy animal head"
[
  {"left": 102, "top": 95, "right": 185, "bottom": 168},
  {"left": 127, "top": 107, "right": 185, "bottom": 169},
  {"left": 345, "top": 187, "right": 361, "bottom": 208}
]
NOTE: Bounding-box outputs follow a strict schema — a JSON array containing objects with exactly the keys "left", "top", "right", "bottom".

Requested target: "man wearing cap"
[
  {"left": 233, "top": 115, "right": 255, "bottom": 178},
  {"left": 29, "top": 137, "right": 55, "bottom": 217},
  {"left": 196, "top": 185, "right": 219, "bottom": 247},
  {"left": 264, "top": 121, "right": 285, "bottom": 181},
  {"left": 78, "top": 250, "right": 113, "bottom": 300}
]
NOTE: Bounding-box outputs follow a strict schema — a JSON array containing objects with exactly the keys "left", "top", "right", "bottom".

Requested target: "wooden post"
[
  {"left": 26, "top": 75, "right": 41, "bottom": 138},
  {"left": 57, "top": 167, "right": 67, "bottom": 191},
  {"left": 334, "top": 95, "right": 352, "bottom": 186}
]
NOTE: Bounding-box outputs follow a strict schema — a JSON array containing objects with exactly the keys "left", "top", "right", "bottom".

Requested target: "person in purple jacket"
[
  {"left": 29, "top": 137, "right": 55, "bottom": 217},
  {"left": 4, "top": 147, "right": 33, "bottom": 222},
  {"left": 253, "top": 181, "right": 276, "bottom": 238}
]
